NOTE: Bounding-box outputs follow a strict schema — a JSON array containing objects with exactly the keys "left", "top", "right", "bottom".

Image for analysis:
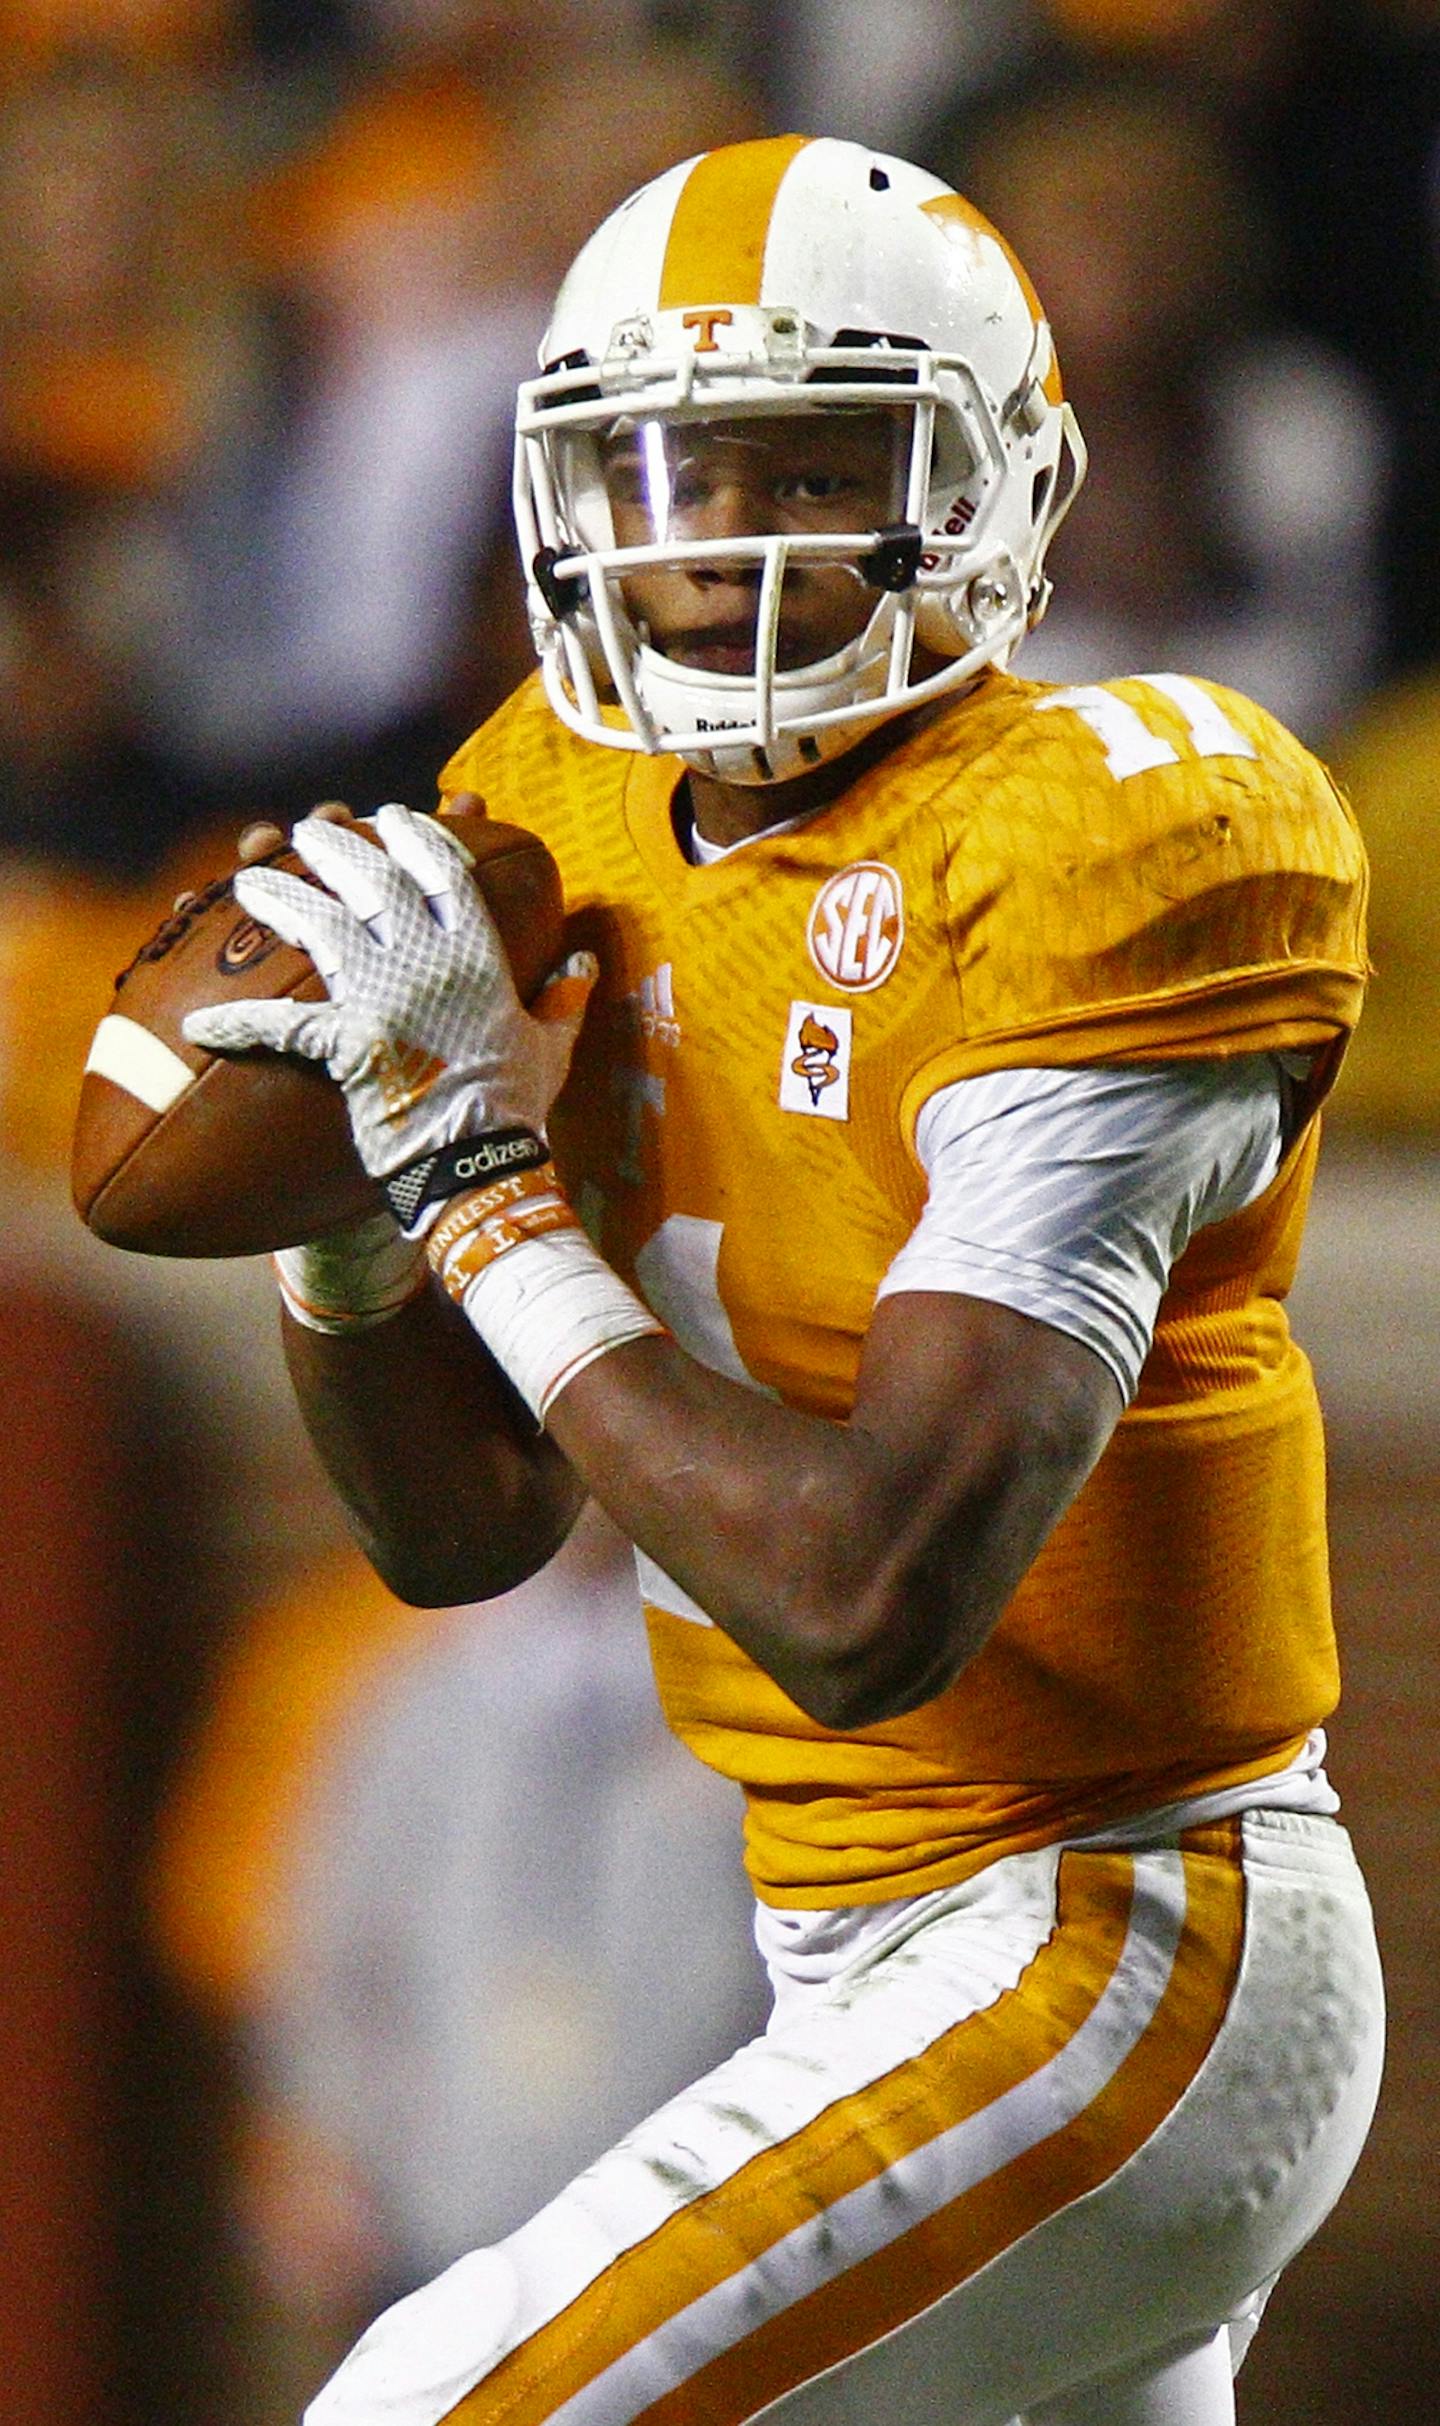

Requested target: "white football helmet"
[{"left": 514, "top": 133, "right": 1086, "bottom": 784}]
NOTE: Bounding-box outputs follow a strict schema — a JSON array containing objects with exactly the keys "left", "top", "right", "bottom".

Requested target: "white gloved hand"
[{"left": 183, "top": 805, "right": 595, "bottom": 1234}]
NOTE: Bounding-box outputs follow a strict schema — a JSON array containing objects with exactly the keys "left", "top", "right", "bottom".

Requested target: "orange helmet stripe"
[{"left": 659, "top": 135, "right": 812, "bottom": 310}]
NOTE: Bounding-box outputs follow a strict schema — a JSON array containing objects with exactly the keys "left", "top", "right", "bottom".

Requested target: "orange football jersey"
[{"left": 441, "top": 666, "right": 1368, "bottom": 1903}]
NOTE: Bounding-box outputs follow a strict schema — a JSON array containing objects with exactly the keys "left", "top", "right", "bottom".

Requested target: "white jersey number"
[
  {"left": 630, "top": 1214, "right": 772, "bottom": 1629},
  {"left": 633, "top": 1213, "right": 773, "bottom": 1394},
  {"left": 1037, "top": 675, "right": 1257, "bottom": 782}
]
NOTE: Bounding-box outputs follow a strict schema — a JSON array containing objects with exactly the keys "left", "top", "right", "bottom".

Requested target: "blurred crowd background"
[{"left": 0, "top": 5, "right": 1436, "bottom": 2423}]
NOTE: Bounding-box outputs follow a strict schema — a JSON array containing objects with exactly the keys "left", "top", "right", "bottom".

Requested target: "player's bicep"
[
  {"left": 854, "top": 1285, "right": 1121, "bottom": 1532},
  {"left": 836, "top": 1056, "right": 1288, "bottom": 1706}
]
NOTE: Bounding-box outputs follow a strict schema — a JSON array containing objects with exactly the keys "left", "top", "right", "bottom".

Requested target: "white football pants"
[{"left": 306, "top": 1810, "right": 1383, "bottom": 2426}]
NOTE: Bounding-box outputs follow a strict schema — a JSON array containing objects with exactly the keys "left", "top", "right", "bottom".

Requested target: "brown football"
[{"left": 71, "top": 810, "right": 566, "bottom": 1259}]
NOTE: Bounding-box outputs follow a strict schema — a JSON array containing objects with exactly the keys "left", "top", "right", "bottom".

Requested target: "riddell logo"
[
  {"left": 807, "top": 863, "right": 905, "bottom": 992},
  {"left": 919, "top": 495, "right": 976, "bottom": 573}
]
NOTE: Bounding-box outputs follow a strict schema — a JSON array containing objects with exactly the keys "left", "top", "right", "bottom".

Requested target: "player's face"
[{"left": 598, "top": 409, "right": 908, "bottom": 673}]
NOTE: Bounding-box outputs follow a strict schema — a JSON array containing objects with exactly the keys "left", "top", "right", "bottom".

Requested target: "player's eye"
[
  {"left": 604, "top": 455, "right": 650, "bottom": 502},
  {"left": 776, "top": 471, "right": 850, "bottom": 504},
  {"left": 670, "top": 464, "right": 713, "bottom": 511}
]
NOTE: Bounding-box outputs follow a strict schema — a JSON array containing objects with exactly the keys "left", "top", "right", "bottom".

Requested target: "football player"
[{"left": 187, "top": 136, "right": 1383, "bottom": 2426}]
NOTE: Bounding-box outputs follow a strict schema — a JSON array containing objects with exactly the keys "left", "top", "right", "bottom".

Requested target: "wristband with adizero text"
[{"left": 381, "top": 1128, "right": 549, "bottom": 1234}]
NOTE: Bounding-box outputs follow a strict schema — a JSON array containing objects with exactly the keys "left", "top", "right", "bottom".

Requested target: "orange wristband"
[
  {"left": 426, "top": 1161, "right": 581, "bottom": 1305},
  {"left": 422, "top": 1158, "right": 665, "bottom": 1421}
]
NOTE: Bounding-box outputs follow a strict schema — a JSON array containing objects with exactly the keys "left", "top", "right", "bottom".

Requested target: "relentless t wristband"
[{"left": 381, "top": 1127, "right": 549, "bottom": 1233}]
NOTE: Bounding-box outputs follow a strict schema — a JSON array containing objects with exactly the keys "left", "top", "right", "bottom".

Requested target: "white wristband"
[
  {"left": 274, "top": 1210, "right": 429, "bottom": 1333},
  {"left": 456, "top": 1228, "right": 664, "bottom": 1421}
]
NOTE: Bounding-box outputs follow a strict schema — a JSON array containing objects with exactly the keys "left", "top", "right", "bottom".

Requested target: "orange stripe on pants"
[
  {"left": 441, "top": 1827, "right": 1244, "bottom": 2426},
  {"left": 637, "top": 1827, "right": 1245, "bottom": 2425}
]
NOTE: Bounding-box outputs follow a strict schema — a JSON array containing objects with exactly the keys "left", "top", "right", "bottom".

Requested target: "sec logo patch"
[{"left": 806, "top": 862, "right": 904, "bottom": 992}]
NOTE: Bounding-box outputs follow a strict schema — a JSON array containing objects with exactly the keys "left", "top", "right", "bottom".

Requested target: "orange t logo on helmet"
[{"left": 682, "top": 309, "right": 735, "bottom": 354}]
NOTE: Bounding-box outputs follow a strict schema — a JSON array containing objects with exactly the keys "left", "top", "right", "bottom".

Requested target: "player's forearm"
[
  {"left": 541, "top": 1318, "right": 1097, "bottom": 1731},
  {"left": 283, "top": 1289, "right": 584, "bottom": 1607}
]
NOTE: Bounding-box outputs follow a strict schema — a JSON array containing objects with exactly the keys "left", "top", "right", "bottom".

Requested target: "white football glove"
[{"left": 183, "top": 806, "right": 595, "bottom": 1234}]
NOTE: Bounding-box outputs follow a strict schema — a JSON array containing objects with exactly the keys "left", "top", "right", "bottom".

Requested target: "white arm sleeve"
[{"left": 876, "top": 1056, "right": 1298, "bottom": 1401}]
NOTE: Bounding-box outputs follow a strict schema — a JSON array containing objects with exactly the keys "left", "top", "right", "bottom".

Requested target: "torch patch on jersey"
[
  {"left": 807, "top": 862, "right": 905, "bottom": 992},
  {"left": 780, "top": 1002, "right": 852, "bottom": 1120}
]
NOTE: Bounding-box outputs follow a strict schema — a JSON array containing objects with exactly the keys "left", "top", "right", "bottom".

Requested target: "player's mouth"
[
  {"left": 663, "top": 622, "right": 840, "bottom": 676},
  {"left": 666, "top": 623, "right": 757, "bottom": 675}
]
